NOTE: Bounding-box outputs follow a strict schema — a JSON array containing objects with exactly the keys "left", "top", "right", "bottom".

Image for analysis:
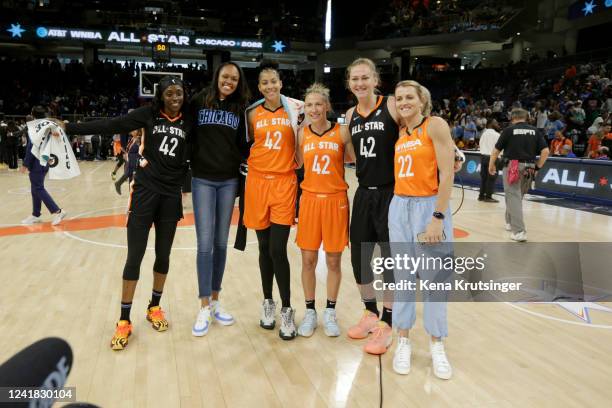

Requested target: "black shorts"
[
  {"left": 350, "top": 184, "right": 394, "bottom": 244},
  {"left": 128, "top": 182, "right": 183, "bottom": 227}
]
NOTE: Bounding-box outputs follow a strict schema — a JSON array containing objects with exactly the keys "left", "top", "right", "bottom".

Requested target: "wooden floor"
[{"left": 1, "top": 161, "right": 612, "bottom": 408}]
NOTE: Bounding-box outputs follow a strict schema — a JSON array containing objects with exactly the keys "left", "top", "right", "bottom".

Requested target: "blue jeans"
[
  {"left": 192, "top": 176, "right": 238, "bottom": 298},
  {"left": 388, "top": 195, "right": 453, "bottom": 338},
  {"left": 29, "top": 168, "right": 60, "bottom": 217}
]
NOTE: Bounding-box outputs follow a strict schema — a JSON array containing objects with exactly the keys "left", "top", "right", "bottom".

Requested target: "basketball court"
[
  {"left": 1, "top": 162, "right": 611, "bottom": 407},
  {"left": 1, "top": 1, "right": 612, "bottom": 406}
]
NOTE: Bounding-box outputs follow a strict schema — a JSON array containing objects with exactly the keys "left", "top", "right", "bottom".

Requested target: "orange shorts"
[
  {"left": 296, "top": 190, "right": 349, "bottom": 253},
  {"left": 244, "top": 169, "right": 297, "bottom": 230}
]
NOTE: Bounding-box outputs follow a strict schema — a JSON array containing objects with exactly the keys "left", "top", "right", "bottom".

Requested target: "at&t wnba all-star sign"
[{"left": 3, "top": 23, "right": 290, "bottom": 53}]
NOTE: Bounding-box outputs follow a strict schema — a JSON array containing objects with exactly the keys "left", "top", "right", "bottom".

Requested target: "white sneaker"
[
  {"left": 393, "top": 337, "right": 412, "bottom": 375},
  {"left": 430, "top": 340, "right": 452, "bottom": 380},
  {"left": 297, "top": 309, "right": 317, "bottom": 337},
  {"left": 279, "top": 307, "right": 296, "bottom": 340},
  {"left": 192, "top": 306, "right": 212, "bottom": 337},
  {"left": 260, "top": 299, "right": 276, "bottom": 330},
  {"left": 211, "top": 300, "right": 234, "bottom": 326},
  {"left": 510, "top": 231, "right": 527, "bottom": 242},
  {"left": 21, "top": 215, "right": 42, "bottom": 225},
  {"left": 323, "top": 308, "right": 340, "bottom": 337},
  {"left": 52, "top": 209, "right": 67, "bottom": 226},
  {"left": 505, "top": 223, "right": 512, "bottom": 231}
]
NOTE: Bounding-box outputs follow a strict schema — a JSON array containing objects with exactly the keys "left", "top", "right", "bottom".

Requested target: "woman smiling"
[{"left": 188, "top": 62, "right": 251, "bottom": 337}]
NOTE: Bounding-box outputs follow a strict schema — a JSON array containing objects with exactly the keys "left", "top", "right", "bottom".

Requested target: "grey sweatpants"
[{"left": 502, "top": 163, "right": 532, "bottom": 233}]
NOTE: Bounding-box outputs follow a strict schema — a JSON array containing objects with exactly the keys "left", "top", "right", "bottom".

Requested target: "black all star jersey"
[
  {"left": 349, "top": 96, "right": 399, "bottom": 187},
  {"left": 66, "top": 106, "right": 188, "bottom": 196}
]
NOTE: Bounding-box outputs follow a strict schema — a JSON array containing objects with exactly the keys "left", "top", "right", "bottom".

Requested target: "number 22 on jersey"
[{"left": 397, "top": 154, "right": 414, "bottom": 178}]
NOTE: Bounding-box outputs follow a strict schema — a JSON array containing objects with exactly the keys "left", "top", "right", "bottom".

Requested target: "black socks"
[
  {"left": 364, "top": 298, "right": 379, "bottom": 316},
  {"left": 149, "top": 290, "right": 162, "bottom": 309},
  {"left": 381, "top": 307, "right": 393, "bottom": 327},
  {"left": 120, "top": 302, "right": 132, "bottom": 322}
]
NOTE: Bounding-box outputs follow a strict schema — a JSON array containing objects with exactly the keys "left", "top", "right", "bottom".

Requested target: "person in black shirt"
[
  {"left": 5, "top": 121, "right": 20, "bottom": 169},
  {"left": 488, "top": 108, "right": 549, "bottom": 242},
  {"left": 344, "top": 58, "right": 465, "bottom": 355},
  {"left": 187, "top": 62, "right": 250, "bottom": 337},
  {"left": 345, "top": 58, "right": 399, "bottom": 355},
  {"left": 57, "top": 76, "right": 189, "bottom": 350}
]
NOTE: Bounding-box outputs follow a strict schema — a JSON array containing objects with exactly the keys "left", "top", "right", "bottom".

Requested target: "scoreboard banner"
[
  {"left": 3, "top": 23, "right": 289, "bottom": 53},
  {"left": 456, "top": 151, "right": 612, "bottom": 204}
]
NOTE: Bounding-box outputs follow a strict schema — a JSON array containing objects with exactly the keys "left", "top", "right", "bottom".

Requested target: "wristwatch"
[{"left": 432, "top": 211, "right": 445, "bottom": 220}]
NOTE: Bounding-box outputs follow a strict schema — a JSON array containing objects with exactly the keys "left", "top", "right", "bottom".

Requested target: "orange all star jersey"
[
  {"left": 301, "top": 123, "right": 348, "bottom": 194},
  {"left": 248, "top": 105, "right": 296, "bottom": 174},
  {"left": 394, "top": 118, "right": 439, "bottom": 196}
]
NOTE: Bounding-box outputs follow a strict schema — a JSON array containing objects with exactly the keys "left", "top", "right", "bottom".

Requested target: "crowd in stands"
[
  {"left": 429, "top": 59, "right": 612, "bottom": 160},
  {"left": 0, "top": 56, "right": 314, "bottom": 169},
  {"left": 1, "top": 55, "right": 611, "bottom": 172},
  {"left": 0, "top": 57, "right": 211, "bottom": 118},
  {"left": 364, "top": 0, "right": 517, "bottom": 39},
  {"left": 0, "top": 57, "right": 316, "bottom": 119}
]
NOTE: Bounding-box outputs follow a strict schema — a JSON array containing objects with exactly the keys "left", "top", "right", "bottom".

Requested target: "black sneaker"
[{"left": 483, "top": 197, "right": 499, "bottom": 203}]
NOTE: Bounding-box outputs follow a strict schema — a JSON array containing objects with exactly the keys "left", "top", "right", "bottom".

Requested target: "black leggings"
[
  {"left": 256, "top": 223, "right": 291, "bottom": 307},
  {"left": 350, "top": 186, "right": 394, "bottom": 285},
  {"left": 122, "top": 220, "right": 178, "bottom": 280},
  {"left": 113, "top": 153, "right": 126, "bottom": 172}
]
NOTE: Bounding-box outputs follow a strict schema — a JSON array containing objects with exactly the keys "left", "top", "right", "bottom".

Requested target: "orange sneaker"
[
  {"left": 363, "top": 322, "right": 392, "bottom": 355},
  {"left": 347, "top": 310, "right": 379, "bottom": 339},
  {"left": 110, "top": 320, "right": 132, "bottom": 350},
  {"left": 146, "top": 305, "right": 169, "bottom": 332}
]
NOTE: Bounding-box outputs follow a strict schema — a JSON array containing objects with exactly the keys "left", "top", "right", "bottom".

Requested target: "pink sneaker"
[
  {"left": 347, "top": 310, "right": 379, "bottom": 339},
  {"left": 363, "top": 322, "right": 392, "bottom": 355}
]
